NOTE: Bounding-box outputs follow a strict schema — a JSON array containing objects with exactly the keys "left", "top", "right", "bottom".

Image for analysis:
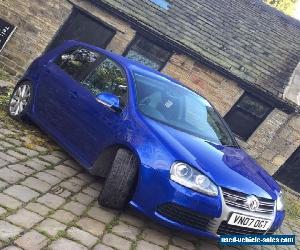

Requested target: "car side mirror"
[{"left": 96, "top": 92, "right": 122, "bottom": 113}]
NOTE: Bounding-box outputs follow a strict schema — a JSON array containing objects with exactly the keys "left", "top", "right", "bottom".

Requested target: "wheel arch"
[{"left": 90, "top": 143, "right": 141, "bottom": 178}]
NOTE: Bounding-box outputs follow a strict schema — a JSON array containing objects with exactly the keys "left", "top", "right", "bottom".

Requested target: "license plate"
[{"left": 228, "top": 213, "right": 271, "bottom": 230}]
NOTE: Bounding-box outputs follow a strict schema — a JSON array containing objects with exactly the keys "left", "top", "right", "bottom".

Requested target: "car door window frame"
[{"left": 82, "top": 55, "right": 129, "bottom": 109}]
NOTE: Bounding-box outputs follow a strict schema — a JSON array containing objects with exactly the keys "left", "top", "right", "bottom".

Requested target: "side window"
[
  {"left": 83, "top": 58, "right": 127, "bottom": 107},
  {"left": 55, "top": 48, "right": 100, "bottom": 81}
]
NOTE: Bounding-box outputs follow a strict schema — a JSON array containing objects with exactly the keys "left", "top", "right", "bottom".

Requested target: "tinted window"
[
  {"left": 55, "top": 48, "right": 100, "bottom": 81},
  {"left": 134, "top": 72, "right": 237, "bottom": 147},
  {"left": 124, "top": 36, "right": 171, "bottom": 70},
  {"left": 83, "top": 58, "right": 127, "bottom": 107},
  {"left": 224, "top": 94, "right": 272, "bottom": 140}
]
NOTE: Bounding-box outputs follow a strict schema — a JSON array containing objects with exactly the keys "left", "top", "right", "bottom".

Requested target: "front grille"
[
  {"left": 222, "top": 188, "right": 275, "bottom": 214},
  {"left": 217, "top": 221, "right": 270, "bottom": 235},
  {"left": 157, "top": 203, "right": 212, "bottom": 231}
]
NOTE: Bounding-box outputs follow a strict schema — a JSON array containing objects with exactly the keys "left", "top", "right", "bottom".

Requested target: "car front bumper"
[{"left": 130, "top": 163, "right": 284, "bottom": 238}]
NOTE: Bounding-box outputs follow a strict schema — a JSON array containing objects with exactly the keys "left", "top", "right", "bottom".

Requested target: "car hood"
[{"left": 144, "top": 117, "right": 280, "bottom": 200}]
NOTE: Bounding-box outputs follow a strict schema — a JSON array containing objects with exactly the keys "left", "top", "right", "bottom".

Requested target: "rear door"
[{"left": 34, "top": 47, "right": 101, "bottom": 159}]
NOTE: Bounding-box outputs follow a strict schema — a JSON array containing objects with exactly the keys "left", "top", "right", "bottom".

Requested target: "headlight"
[
  {"left": 170, "top": 162, "right": 218, "bottom": 196},
  {"left": 276, "top": 191, "right": 284, "bottom": 211}
]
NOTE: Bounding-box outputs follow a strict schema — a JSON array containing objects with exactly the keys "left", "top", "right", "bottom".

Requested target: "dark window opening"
[
  {"left": 274, "top": 147, "right": 300, "bottom": 192},
  {"left": 124, "top": 36, "right": 172, "bottom": 70},
  {"left": 46, "top": 8, "right": 115, "bottom": 51},
  {"left": 224, "top": 93, "right": 272, "bottom": 140}
]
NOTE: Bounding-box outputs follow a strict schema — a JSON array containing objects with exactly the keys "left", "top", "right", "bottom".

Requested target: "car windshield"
[{"left": 134, "top": 72, "right": 237, "bottom": 147}]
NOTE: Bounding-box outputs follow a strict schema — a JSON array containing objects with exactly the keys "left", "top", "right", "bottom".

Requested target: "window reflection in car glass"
[{"left": 56, "top": 48, "right": 100, "bottom": 81}]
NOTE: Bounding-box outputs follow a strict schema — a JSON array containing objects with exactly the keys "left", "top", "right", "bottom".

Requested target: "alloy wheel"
[{"left": 9, "top": 83, "right": 31, "bottom": 116}]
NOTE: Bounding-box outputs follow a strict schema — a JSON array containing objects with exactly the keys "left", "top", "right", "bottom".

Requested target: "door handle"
[{"left": 69, "top": 91, "right": 78, "bottom": 99}]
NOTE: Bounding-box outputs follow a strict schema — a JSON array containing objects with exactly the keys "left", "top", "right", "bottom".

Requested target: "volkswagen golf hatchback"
[{"left": 8, "top": 40, "right": 284, "bottom": 238}]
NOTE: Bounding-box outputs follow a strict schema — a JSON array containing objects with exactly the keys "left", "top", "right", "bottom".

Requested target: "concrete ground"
[{"left": 0, "top": 88, "right": 299, "bottom": 249}]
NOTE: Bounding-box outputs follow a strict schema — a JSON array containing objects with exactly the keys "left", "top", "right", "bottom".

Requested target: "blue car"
[{"left": 8, "top": 40, "right": 284, "bottom": 238}]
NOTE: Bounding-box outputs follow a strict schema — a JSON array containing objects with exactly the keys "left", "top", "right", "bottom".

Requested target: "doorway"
[{"left": 274, "top": 147, "right": 300, "bottom": 192}]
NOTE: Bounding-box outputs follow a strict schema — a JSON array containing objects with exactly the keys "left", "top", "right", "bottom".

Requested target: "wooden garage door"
[
  {"left": 274, "top": 147, "right": 300, "bottom": 192},
  {"left": 46, "top": 8, "right": 115, "bottom": 51}
]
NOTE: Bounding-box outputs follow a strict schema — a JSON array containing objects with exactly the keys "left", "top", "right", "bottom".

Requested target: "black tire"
[
  {"left": 8, "top": 81, "right": 33, "bottom": 120},
  {"left": 99, "top": 148, "right": 138, "bottom": 209}
]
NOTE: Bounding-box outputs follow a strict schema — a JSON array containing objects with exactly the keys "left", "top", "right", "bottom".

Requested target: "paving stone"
[
  {"left": 136, "top": 240, "right": 163, "bottom": 250},
  {"left": 82, "top": 187, "right": 99, "bottom": 198},
  {"left": 34, "top": 145, "right": 48, "bottom": 153},
  {"left": 93, "top": 243, "right": 114, "bottom": 250},
  {"left": 197, "top": 241, "right": 220, "bottom": 250},
  {"left": 102, "top": 233, "right": 132, "bottom": 250},
  {"left": 26, "top": 202, "right": 52, "bottom": 216},
  {"left": 0, "top": 158, "right": 8, "bottom": 167},
  {"left": 0, "top": 152, "right": 17, "bottom": 163},
  {"left": 0, "top": 167, "right": 25, "bottom": 183},
  {"left": 142, "top": 228, "right": 169, "bottom": 246},
  {"left": 57, "top": 189, "right": 72, "bottom": 198},
  {"left": 76, "top": 217, "right": 105, "bottom": 236},
  {"left": 55, "top": 165, "right": 78, "bottom": 177},
  {"left": 172, "top": 237, "right": 195, "bottom": 250},
  {"left": 119, "top": 210, "right": 145, "bottom": 228},
  {"left": 17, "top": 147, "right": 39, "bottom": 157},
  {"left": 0, "top": 128, "right": 15, "bottom": 135},
  {"left": 7, "top": 209, "right": 43, "bottom": 228},
  {"left": 0, "top": 207, "right": 6, "bottom": 216},
  {"left": 49, "top": 238, "right": 87, "bottom": 250},
  {"left": 0, "top": 193, "right": 22, "bottom": 209},
  {"left": 8, "top": 164, "right": 35, "bottom": 176},
  {"left": 2, "top": 247, "right": 22, "bottom": 250},
  {"left": 36, "top": 218, "right": 67, "bottom": 237},
  {"left": 50, "top": 209, "right": 76, "bottom": 224},
  {"left": 0, "top": 220, "right": 23, "bottom": 241},
  {"left": 72, "top": 192, "right": 95, "bottom": 205},
  {"left": 112, "top": 222, "right": 140, "bottom": 240},
  {"left": 67, "top": 227, "right": 98, "bottom": 248},
  {"left": 87, "top": 206, "right": 117, "bottom": 224},
  {"left": 35, "top": 172, "right": 61, "bottom": 185},
  {"left": 4, "top": 185, "right": 39, "bottom": 202},
  {"left": 40, "top": 154, "right": 61, "bottom": 164},
  {"left": 63, "top": 201, "right": 86, "bottom": 216},
  {"left": 25, "top": 159, "right": 49, "bottom": 171},
  {"left": 7, "top": 150, "right": 27, "bottom": 160},
  {"left": 5, "top": 138, "right": 22, "bottom": 146},
  {"left": 0, "top": 179, "right": 8, "bottom": 189},
  {"left": 15, "top": 230, "right": 48, "bottom": 250},
  {"left": 22, "top": 177, "right": 51, "bottom": 192},
  {"left": 60, "top": 180, "right": 82, "bottom": 192},
  {"left": 0, "top": 140, "right": 13, "bottom": 148},
  {"left": 45, "top": 169, "right": 67, "bottom": 179},
  {"left": 37, "top": 193, "right": 65, "bottom": 209},
  {"left": 69, "top": 177, "right": 86, "bottom": 186}
]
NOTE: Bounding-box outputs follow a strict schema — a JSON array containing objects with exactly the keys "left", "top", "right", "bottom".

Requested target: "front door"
[
  {"left": 68, "top": 56, "right": 128, "bottom": 166},
  {"left": 274, "top": 147, "right": 300, "bottom": 192}
]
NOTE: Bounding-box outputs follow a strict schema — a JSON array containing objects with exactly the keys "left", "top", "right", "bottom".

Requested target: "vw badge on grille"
[{"left": 245, "top": 195, "right": 259, "bottom": 211}]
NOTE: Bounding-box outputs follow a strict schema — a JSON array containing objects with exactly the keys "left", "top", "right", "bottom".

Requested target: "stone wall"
[
  {"left": 0, "top": 0, "right": 72, "bottom": 78},
  {"left": 0, "top": 0, "right": 299, "bottom": 176}
]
